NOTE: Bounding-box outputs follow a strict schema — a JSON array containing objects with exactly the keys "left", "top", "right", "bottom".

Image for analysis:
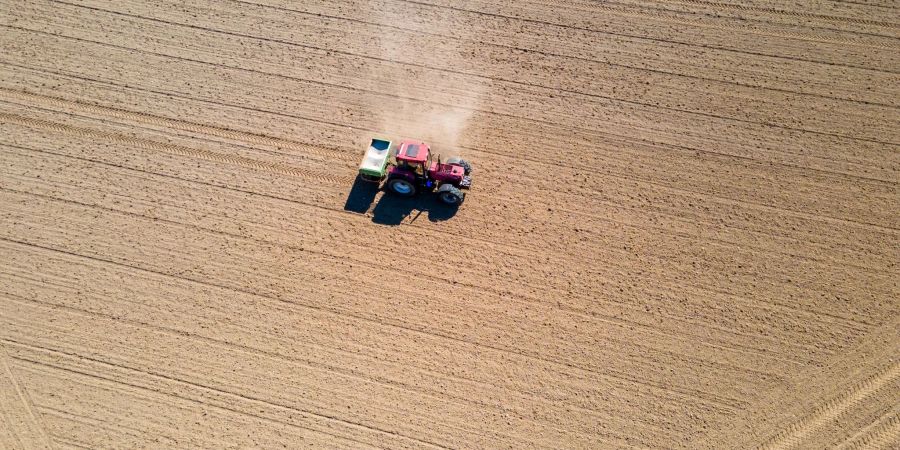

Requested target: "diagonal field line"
[
  {"left": 758, "top": 360, "right": 900, "bottom": 450},
  {"left": 0, "top": 343, "right": 53, "bottom": 450},
  {"left": 836, "top": 407, "right": 900, "bottom": 450}
]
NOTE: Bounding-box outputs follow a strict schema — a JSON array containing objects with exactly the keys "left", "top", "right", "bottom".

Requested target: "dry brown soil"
[{"left": 1, "top": 0, "right": 899, "bottom": 448}]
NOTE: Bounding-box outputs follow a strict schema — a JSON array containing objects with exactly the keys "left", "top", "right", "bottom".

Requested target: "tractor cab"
[
  {"left": 395, "top": 140, "right": 463, "bottom": 181},
  {"left": 394, "top": 140, "right": 429, "bottom": 175}
]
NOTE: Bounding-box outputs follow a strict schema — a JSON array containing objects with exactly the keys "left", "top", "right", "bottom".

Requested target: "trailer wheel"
[
  {"left": 387, "top": 178, "right": 416, "bottom": 197},
  {"left": 437, "top": 184, "right": 464, "bottom": 205},
  {"left": 359, "top": 173, "right": 383, "bottom": 183},
  {"left": 446, "top": 157, "right": 472, "bottom": 175}
]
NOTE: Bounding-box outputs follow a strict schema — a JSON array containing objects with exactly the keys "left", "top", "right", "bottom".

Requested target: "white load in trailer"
[{"left": 358, "top": 138, "right": 392, "bottom": 182}]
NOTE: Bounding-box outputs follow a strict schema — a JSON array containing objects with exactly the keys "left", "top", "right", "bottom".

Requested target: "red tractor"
[{"left": 358, "top": 138, "right": 472, "bottom": 205}]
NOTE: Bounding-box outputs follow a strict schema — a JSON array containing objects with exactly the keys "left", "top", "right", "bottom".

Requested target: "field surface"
[{"left": 1, "top": 0, "right": 898, "bottom": 448}]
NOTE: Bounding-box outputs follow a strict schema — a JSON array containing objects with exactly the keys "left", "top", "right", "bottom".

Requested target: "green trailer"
[{"left": 358, "top": 138, "right": 392, "bottom": 182}]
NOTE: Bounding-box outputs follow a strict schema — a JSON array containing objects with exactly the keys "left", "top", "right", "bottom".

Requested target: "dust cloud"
[{"left": 365, "top": 1, "right": 484, "bottom": 156}]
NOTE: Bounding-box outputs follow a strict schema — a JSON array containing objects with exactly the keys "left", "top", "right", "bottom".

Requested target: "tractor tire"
[
  {"left": 437, "top": 184, "right": 465, "bottom": 205},
  {"left": 387, "top": 177, "right": 417, "bottom": 197},
  {"left": 445, "top": 157, "right": 472, "bottom": 175}
]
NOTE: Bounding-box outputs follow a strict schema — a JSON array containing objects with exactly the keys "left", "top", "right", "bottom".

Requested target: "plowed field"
[{"left": 1, "top": 0, "right": 898, "bottom": 448}]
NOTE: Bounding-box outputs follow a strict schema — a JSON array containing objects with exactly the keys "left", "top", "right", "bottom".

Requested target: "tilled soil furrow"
[
  {"left": 1, "top": 94, "right": 892, "bottom": 278},
  {"left": 3, "top": 60, "right": 892, "bottom": 236},
  {"left": 9, "top": 8, "right": 897, "bottom": 150},
  {"left": 0, "top": 284, "right": 694, "bottom": 442},
  {"left": 3, "top": 13, "right": 892, "bottom": 180},
  {"left": 759, "top": 362, "right": 900, "bottom": 449},
  {"left": 0, "top": 225, "right": 756, "bottom": 426},
  {"left": 552, "top": 0, "right": 900, "bottom": 41},
  {"left": 7, "top": 353, "right": 385, "bottom": 449},
  {"left": 244, "top": 0, "right": 900, "bottom": 105},
  {"left": 0, "top": 134, "right": 888, "bottom": 372},
  {"left": 1, "top": 305, "right": 605, "bottom": 449},
  {"left": 0, "top": 88, "right": 354, "bottom": 163},
  {"left": 3, "top": 17, "right": 896, "bottom": 185},
  {"left": 1, "top": 76, "right": 892, "bottom": 239},
  {"left": 3, "top": 38, "right": 896, "bottom": 229},
  {"left": 1, "top": 144, "right": 883, "bottom": 340},
  {"left": 3, "top": 127, "right": 891, "bottom": 335},
  {"left": 0, "top": 112, "right": 353, "bottom": 185},
  {"left": 402, "top": 0, "right": 900, "bottom": 71},
  {"left": 28, "top": 0, "right": 900, "bottom": 125},
  {"left": 0, "top": 202, "right": 757, "bottom": 411},
  {"left": 0, "top": 175, "right": 873, "bottom": 389},
  {"left": 0, "top": 251, "right": 719, "bottom": 437},
  {"left": 642, "top": 0, "right": 900, "bottom": 28},
  {"left": 1, "top": 142, "right": 880, "bottom": 346},
  {"left": 836, "top": 408, "right": 900, "bottom": 450},
  {"left": 3, "top": 160, "right": 880, "bottom": 424},
  {"left": 0, "top": 180, "right": 845, "bottom": 384}
]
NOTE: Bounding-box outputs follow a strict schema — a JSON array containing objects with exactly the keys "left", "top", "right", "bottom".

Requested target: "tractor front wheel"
[
  {"left": 437, "top": 184, "right": 465, "bottom": 205},
  {"left": 387, "top": 178, "right": 417, "bottom": 197},
  {"left": 445, "top": 157, "right": 472, "bottom": 175}
]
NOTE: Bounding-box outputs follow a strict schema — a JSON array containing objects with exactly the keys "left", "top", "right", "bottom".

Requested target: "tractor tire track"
[
  {"left": 656, "top": 0, "right": 900, "bottom": 29},
  {"left": 0, "top": 343, "right": 53, "bottom": 450},
  {"left": 31, "top": 6, "right": 897, "bottom": 145},
  {"left": 836, "top": 409, "right": 900, "bottom": 450},
  {"left": 7, "top": 57, "right": 897, "bottom": 188},
  {"left": 531, "top": 0, "right": 900, "bottom": 49},
  {"left": 1, "top": 301, "right": 584, "bottom": 448},
  {"left": 0, "top": 234, "right": 748, "bottom": 414},
  {"left": 6, "top": 57, "right": 899, "bottom": 236},
  {"left": 0, "top": 247, "right": 715, "bottom": 440},
  {"left": 0, "top": 87, "right": 356, "bottom": 164},
  {"left": 0, "top": 294, "right": 701, "bottom": 449},
  {"left": 3, "top": 182, "right": 768, "bottom": 414},
  {"left": 4, "top": 143, "right": 888, "bottom": 342},
  {"left": 758, "top": 361, "right": 900, "bottom": 449},
  {"left": 6, "top": 351, "right": 391, "bottom": 450},
  {"left": 0, "top": 112, "right": 354, "bottom": 185},
  {"left": 232, "top": 0, "right": 899, "bottom": 107},
  {"left": 0, "top": 180, "right": 809, "bottom": 394},
  {"left": 598, "top": 0, "right": 900, "bottom": 39},
  {"left": 0, "top": 287, "right": 654, "bottom": 441},
  {"left": 3, "top": 130, "right": 888, "bottom": 348},
  {"left": 3, "top": 331, "right": 463, "bottom": 450},
  {"left": 406, "top": 0, "right": 900, "bottom": 54},
  {"left": 5, "top": 145, "right": 882, "bottom": 370}
]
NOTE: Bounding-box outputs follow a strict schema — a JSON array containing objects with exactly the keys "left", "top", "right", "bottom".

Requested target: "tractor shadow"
[
  {"left": 343, "top": 176, "right": 459, "bottom": 225},
  {"left": 343, "top": 176, "right": 380, "bottom": 214},
  {"left": 370, "top": 193, "right": 459, "bottom": 225}
]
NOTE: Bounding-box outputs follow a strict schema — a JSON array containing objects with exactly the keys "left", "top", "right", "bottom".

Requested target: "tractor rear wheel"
[
  {"left": 445, "top": 157, "right": 472, "bottom": 175},
  {"left": 387, "top": 178, "right": 416, "bottom": 197},
  {"left": 437, "top": 184, "right": 465, "bottom": 205}
]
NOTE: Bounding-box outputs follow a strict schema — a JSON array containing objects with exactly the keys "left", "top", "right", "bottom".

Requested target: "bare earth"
[{"left": 1, "top": 0, "right": 898, "bottom": 448}]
